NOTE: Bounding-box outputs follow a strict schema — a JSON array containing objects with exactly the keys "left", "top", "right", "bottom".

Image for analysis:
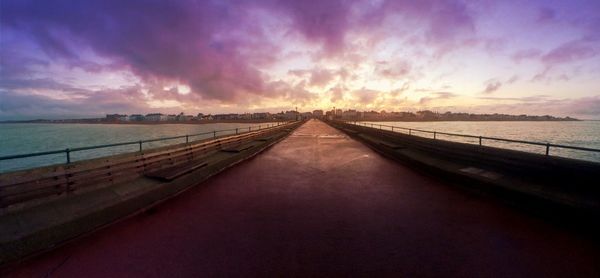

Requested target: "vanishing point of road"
[{"left": 8, "top": 120, "right": 600, "bottom": 277}]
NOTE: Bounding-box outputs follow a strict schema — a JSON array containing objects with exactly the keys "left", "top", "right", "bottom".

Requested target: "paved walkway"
[{"left": 8, "top": 120, "right": 599, "bottom": 277}]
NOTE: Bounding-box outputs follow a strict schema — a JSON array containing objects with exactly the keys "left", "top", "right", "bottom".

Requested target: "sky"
[{"left": 1, "top": 0, "right": 600, "bottom": 120}]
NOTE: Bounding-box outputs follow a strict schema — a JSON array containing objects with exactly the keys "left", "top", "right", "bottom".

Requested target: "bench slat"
[
  {"left": 145, "top": 160, "right": 208, "bottom": 181},
  {"left": 221, "top": 142, "right": 256, "bottom": 153}
]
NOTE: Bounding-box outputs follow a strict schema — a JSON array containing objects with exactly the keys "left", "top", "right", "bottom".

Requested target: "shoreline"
[
  {"left": 0, "top": 119, "right": 285, "bottom": 125},
  {"left": 1, "top": 119, "right": 590, "bottom": 124}
]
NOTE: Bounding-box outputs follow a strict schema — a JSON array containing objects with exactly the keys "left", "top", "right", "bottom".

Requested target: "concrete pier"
[{"left": 7, "top": 120, "right": 600, "bottom": 277}]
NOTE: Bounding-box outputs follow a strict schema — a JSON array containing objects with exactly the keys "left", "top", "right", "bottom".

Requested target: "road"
[{"left": 8, "top": 120, "right": 599, "bottom": 277}]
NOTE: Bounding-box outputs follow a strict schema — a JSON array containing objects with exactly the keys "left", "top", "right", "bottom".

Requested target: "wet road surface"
[{"left": 7, "top": 120, "right": 600, "bottom": 277}]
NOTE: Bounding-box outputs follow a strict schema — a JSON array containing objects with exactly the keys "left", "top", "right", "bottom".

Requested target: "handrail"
[
  {"left": 347, "top": 121, "right": 600, "bottom": 157},
  {"left": 0, "top": 122, "right": 290, "bottom": 166}
]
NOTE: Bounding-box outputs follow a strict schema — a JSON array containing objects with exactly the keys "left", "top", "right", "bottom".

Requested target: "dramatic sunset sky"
[{"left": 1, "top": 0, "right": 599, "bottom": 119}]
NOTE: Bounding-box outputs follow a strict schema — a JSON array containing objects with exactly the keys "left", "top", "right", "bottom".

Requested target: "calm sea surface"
[
  {"left": 1, "top": 121, "right": 599, "bottom": 173},
  {"left": 0, "top": 122, "right": 279, "bottom": 173},
  {"left": 360, "top": 121, "right": 600, "bottom": 163}
]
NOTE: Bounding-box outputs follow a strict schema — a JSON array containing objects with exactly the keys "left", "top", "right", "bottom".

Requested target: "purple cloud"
[
  {"left": 512, "top": 49, "right": 543, "bottom": 62},
  {"left": 0, "top": 0, "right": 485, "bottom": 103},
  {"left": 353, "top": 88, "right": 380, "bottom": 104},
  {"left": 565, "top": 96, "right": 600, "bottom": 117},
  {"left": 506, "top": 75, "right": 519, "bottom": 84},
  {"left": 0, "top": 87, "right": 147, "bottom": 120},
  {"left": 329, "top": 86, "right": 345, "bottom": 103},
  {"left": 482, "top": 80, "right": 502, "bottom": 94},
  {"left": 309, "top": 69, "right": 335, "bottom": 87},
  {"left": 478, "top": 95, "right": 550, "bottom": 102},
  {"left": 419, "top": 92, "right": 456, "bottom": 105},
  {"left": 537, "top": 7, "right": 556, "bottom": 24},
  {"left": 270, "top": 0, "right": 353, "bottom": 53},
  {"left": 541, "top": 40, "right": 597, "bottom": 65},
  {"left": 375, "top": 61, "right": 412, "bottom": 79},
  {"left": 1, "top": 1, "right": 282, "bottom": 102}
]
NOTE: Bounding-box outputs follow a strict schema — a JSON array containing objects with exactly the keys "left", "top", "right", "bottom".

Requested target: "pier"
[{"left": 4, "top": 120, "right": 599, "bottom": 277}]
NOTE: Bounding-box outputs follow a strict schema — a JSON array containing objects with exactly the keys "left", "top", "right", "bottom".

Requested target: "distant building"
[
  {"left": 213, "top": 114, "right": 238, "bottom": 120},
  {"left": 129, "top": 114, "right": 145, "bottom": 121},
  {"left": 176, "top": 112, "right": 193, "bottom": 121},
  {"left": 325, "top": 110, "right": 334, "bottom": 120},
  {"left": 284, "top": 110, "right": 299, "bottom": 120},
  {"left": 106, "top": 114, "right": 127, "bottom": 121},
  {"left": 252, "top": 112, "right": 270, "bottom": 119},
  {"left": 342, "top": 110, "right": 358, "bottom": 119},
  {"left": 416, "top": 110, "right": 437, "bottom": 120},
  {"left": 312, "top": 110, "right": 324, "bottom": 118},
  {"left": 362, "top": 111, "right": 379, "bottom": 119},
  {"left": 301, "top": 112, "right": 312, "bottom": 119},
  {"left": 145, "top": 113, "right": 168, "bottom": 121}
]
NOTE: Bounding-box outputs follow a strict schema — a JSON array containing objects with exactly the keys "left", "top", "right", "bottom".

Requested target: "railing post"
[
  {"left": 248, "top": 127, "right": 251, "bottom": 132},
  {"left": 259, "top": 125, "right": 261, "bottom": 130},
  {"left": 379, "top": 124, "right": 382, "bottom": 130},
  {"left": 409, "top": 129, "right": 412, "bottom": 135},
  {"left": 213, "top": 130, "right": 216, "bottom": 138},
  {"left": 186, "top": 135, "right": 189, "bottom": 144},
  {"left": 391, "top": 126, "right": 394, "bottom": 132},
  {"left": 434, "top": 132, "right": 436, "bottom": 139},
  {"left": 479, "top": 136, "right": 482, "bottom": 146},
  {"left": 139, "top": 140, "right": 142, "bottom": 152},
  {"left": 546, "top": 143, "right": 550, "bottom": 156},
  {"left": 65, "top": 148, "right": 71, "bottom": 164}
]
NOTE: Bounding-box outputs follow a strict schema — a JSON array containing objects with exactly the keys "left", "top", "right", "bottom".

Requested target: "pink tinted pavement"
[{"left": 7, "top": 120, "right": 600, "bottom": 277}]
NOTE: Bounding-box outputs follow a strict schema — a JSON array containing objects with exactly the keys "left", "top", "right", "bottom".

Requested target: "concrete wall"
[{"left": 328, "top": 121, "right": 600, "bottom": 219}]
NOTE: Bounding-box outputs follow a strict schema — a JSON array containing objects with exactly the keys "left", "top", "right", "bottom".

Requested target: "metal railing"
[
  {"left": 0, "top": 122, "right": 288, "bottom": 166},
  {"left": 347, "top": 121, "right": 600, "bottom": 157}
]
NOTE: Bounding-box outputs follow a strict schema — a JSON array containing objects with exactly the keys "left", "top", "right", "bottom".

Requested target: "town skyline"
[{"left": 1, "top": 109, "right": 578, "bottom": 123}]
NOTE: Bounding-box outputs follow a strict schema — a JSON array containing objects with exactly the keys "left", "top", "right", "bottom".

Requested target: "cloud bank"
[{"left": 1, "top": 0, "right": 599, "bottom": 119}]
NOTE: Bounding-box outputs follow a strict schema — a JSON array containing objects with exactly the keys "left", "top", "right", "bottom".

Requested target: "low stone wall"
[{"left": 327, "top": 120, "right": 600, "bottom": 219}]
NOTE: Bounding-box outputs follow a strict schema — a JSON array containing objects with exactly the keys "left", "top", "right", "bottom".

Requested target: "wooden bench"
[
  {"left": 379, "top": 141, "right": 405, "bottom": 150},
  {"left": 342, "top": 128, "right": 359, "bottom": 135},
  {"left": 145, "top": 159, "right": 208, "bottom": 181},
  {"left": 357, "top": 133, "right": 404, "bottom": 149},
  {"left": 221, "top": 142, "right": 256, "bottom": 153},
  {"left": 0, "top": 123, "right": 297, "bottom": 207},
  {"left": 254, "top": 135, "right": 274, "bottom": 142}
]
